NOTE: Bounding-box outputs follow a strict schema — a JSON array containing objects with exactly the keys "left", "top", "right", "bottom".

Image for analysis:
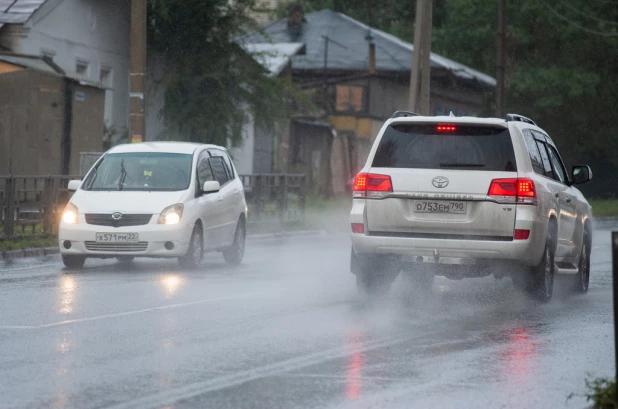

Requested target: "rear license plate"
[
  {"left": 95, "top": 232, "right": 139, "bottom": 243},
  {"left": 413, "top": 201, "right": 467, "bottom": 214}
]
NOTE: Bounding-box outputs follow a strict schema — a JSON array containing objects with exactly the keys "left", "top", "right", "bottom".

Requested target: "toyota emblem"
[
  {"left": 111, "top": 212, "right": 123, "bottom": 220},
  {"left": 432, "top": 176, "right": 449, "bottom": 188}
]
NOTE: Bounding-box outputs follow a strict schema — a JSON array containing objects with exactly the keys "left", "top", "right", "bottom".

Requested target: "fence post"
[
  {"left": 278, "top": 174, "right": 288, "bottom": 224},
  {"left": 299, "top": 175, "right": 307, "bottom": 223},
  {"left": 43, "top": 177, "right": 54, "bottom": 233},
  {"left": 5, "top": 177, "right": 15, "bottom": 238},
  {"left": 254, "top": 175, "right": 263, "bottom": 222}
]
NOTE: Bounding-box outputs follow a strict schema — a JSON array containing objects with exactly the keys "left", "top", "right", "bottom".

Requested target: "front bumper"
[{"left": 58, "top": 219, "right": 194, "bottom": 257}]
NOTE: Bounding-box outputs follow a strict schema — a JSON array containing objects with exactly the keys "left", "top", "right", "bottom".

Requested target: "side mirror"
[
  {"left": 571, "top": 165, "right": 592, "bottom": 185},
  {"left": 67, "top": 180, "right": 82, "bottom": 191},
  {"left": 202, "top": 180, "right": 221, "bottom": 194}
]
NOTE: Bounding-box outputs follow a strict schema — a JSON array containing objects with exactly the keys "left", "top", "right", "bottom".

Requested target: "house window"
[
  {"left": 335, "top": 85, "right": 364, "bottom": 112},
  {"left": 76, "top": 60, "right": 89, "bottom": 77}
]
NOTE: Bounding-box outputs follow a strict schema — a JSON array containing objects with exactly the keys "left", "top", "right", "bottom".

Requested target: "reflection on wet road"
[{"left": 0, "top": 225, "right": 614, "bottom": 409}]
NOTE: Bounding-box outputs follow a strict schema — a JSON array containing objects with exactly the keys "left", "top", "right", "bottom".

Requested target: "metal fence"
[
  {"left": 240, "top": 174, "right": 307, "bottom": 224},
  {"left": 0, "top": 176, "right": 79, "bottom": 240},
  {"left": 0, "top": 174, "right": 307, "bottom": 240}
]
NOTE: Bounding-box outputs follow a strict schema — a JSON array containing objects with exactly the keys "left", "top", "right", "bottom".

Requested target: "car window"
[
  {"left": 209, "top": 149, "right": 235, "bottom": 179},
  {"left": 372, "top": 124, "right": 517, "bottom": 171},
  {"left": 547, "top": 144, "right": 568, "bottom": 184},
  {"left": 210, "top": 156, "right": 230, "bottom": 186},
  {"left": 534, "top": 140, "right": 554, "bottom": 179},
  {"left": 196, "top": 153, "right": 214, "bottom": 189},
  {"left": 522, "top": 130, "right": 545, "bottom": 175}
]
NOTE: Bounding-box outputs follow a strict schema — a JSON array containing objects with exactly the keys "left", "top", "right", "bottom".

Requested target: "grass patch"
[
  {"left": 590, "top": 199, "right": 618, "bottom": 217},
  {"left": 0, "top": 236, "right": 57, "bottom": 252}
]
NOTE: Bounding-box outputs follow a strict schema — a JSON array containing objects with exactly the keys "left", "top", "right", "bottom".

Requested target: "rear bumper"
[
  {"left": 351, "top": 233, "right": 543, "bottom": 266},
  {"left": 350, "top": 200, "right": 547, "bottom": 267}
]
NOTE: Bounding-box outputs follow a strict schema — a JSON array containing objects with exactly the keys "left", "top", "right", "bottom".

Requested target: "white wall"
[{"left": 18, "top": 0, "right": 130, "bottom": 139}]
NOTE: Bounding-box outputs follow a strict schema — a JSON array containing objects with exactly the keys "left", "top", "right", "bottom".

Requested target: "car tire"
[
  {"left": 352, "top": 251, "right": 400, "bottom": 298},
  {"left": 572, "top": 229, "right": 591, "bottom": 294},
  {"left": 223, "top": 220, "right": 246, "bottom": 266},
  {"left": 512, "top": 232, "right": 556, "bottom": 303},
  {"left": 178, "top": 225, "right": 203, "bottom": 269},
  {"left": 116, "top": 256, "right": 135, "bottom": 263},
  {"left": 528, "top": 232, "right": 556, "bottom": 303},
  {"left": 62, "top": 255, "right": 86, "bottom": 269}
]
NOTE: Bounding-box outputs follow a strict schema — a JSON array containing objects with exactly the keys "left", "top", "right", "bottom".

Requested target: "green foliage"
[
  {"left": 284, "top": 0, "right": 618, "bottom": 196},
  {"left": 0, "top": 236, "right": 57, "bottom": 252},
  {"left": 148, "top": 0, "right": 312, "bottom": 146},
  {"left": 585, "top": 377, "right": 616, "bottom": 409}
]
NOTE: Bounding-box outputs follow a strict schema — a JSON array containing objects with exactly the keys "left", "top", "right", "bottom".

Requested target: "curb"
[{"left": 0, "top": 247, "right": 59, "bottom": 262}]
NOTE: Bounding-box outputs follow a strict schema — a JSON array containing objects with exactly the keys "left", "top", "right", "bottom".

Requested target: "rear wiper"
[
  {"left": 439, "top": 163, "right": 485, "bottom": 168},
  {"left": 118, "top": 159, "right": 127, "bottom": 190}
]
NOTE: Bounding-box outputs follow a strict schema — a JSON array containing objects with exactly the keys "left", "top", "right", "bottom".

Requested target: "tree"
[
  {"left": 148, "top": 0, "right": 310, "bottom": 147},
  {"left": 280, "top": 0, "right": 618, "bottom": 196}
]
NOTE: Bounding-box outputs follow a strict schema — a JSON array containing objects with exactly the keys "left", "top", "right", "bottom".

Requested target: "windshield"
[
  {"left": 82, "top": 152, "right": 193, "bottom": 191},
  {"left": 372, "top": 124, "right": 517, "bottom": 172}
]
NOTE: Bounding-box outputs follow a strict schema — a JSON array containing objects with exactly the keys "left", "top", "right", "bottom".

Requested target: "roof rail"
[
  {"left": 391, "top": 111, "right": 420, "bottom": 119},
  {"left": 505, "top": 113, "right": 536, "bottom": 126}
]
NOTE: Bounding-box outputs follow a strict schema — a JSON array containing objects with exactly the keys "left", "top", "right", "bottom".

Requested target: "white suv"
[
  {"left": 350, "top": 112, "right": 593, "bottom": 302},
  {"left": 59, "top": 142, "right": 247, "bottom": 269}
]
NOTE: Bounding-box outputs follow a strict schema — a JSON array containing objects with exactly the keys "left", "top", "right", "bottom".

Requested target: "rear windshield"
[{"left": 372, "top": 124, "right": 517, "bottom": 172}]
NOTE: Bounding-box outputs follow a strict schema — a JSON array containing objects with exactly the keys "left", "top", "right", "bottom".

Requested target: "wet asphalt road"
[{"left": 0, "top": 224, "right": 615, "bottom": 409}]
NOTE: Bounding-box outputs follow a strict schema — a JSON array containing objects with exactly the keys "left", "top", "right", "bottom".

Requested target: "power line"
[
  {"left": 558, "top": 0, "right": 618, "bottom": 26},
  {"left": 537, "top": 0, "right": 618, "bottom": 37}
]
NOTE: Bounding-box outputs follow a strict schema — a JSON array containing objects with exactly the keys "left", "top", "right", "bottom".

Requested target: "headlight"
[
  {"left": 62, "top": 203, "right": 79, "bottom": 224},
  {"left": 157, "top": 204, "right": 184, "bottom": 225}
]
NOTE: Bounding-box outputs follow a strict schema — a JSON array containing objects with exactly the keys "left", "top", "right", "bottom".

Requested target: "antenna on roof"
[{"left": 449, "top": 111, "right": 455, "bottom": 117}]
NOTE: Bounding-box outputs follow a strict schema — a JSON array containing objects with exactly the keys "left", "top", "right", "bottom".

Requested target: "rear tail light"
[
  {"left": 487, "top": 178, "right": 536, "bottom": 205},
  {"left": 353, "top": 173, "right": 393, "bottom": 199},
  {"left": 514, "top": 229, "right": 530, "bottom": 240},
  {"left": 351, "top": 223, "right": 364, "bottom": 234}
]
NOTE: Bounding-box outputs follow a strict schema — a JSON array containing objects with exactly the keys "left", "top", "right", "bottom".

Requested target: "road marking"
[
  {"left": 593, "top": 245, "right": 609, "bottom": 250},
  {"left": 103, "top": 331, "right": 435, "bottom": 409},
  {"left": 0, "top": 293, "right": 250, "bottom": 330}
]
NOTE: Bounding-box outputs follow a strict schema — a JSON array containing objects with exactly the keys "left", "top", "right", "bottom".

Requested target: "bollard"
[{"left": 613, "top": 231, "right": 618, "bottom": 385}]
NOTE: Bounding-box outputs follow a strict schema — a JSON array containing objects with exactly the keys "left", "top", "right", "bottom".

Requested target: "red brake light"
[
  {"left": 517, "top": 179, "right": 535, "bottom": 197},
  {"left": 351, "top": 223, "right": 364, "bottom": 234},
  {"left": 353, "top": 173, "right": 393, "bottom": 198},
  {"left": 514, "top": 229, "right": 530, "bottom": 240},
  {"left": 488, "top": 178, "right": 536, "bottom": 204},
  {"left": 437, "top": 124, "right": 456, "bottom": 132}
]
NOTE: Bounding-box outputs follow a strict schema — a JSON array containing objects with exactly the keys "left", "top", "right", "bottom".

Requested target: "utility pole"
[
  {"left": 496, "top": 0, "right": 507, "bottom": 118},
  {"left": 130, "top": 0, "right": 147, "bottom": 143},
  {"left": 408, "top": 0, "right": 432, "bottom": 115}
]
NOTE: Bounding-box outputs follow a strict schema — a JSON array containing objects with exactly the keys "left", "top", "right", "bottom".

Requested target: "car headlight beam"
[
  {"left": 62, "top": 203, "right": 79, "bottom": 224},
  {"left": 158, "top": 204, "right": 184, "bottom": 225}
]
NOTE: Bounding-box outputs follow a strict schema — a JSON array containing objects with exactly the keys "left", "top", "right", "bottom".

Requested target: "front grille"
[
  {"left": 85, "top": 214, "right": 153, "bottom": 227},
  {"left": 85, "top": 241, "right": 149, "bottom": 252}
]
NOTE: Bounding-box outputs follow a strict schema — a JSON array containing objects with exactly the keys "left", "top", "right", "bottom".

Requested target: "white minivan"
[{"left": 59, "top": 142, "right": 247, "bottom": 269}]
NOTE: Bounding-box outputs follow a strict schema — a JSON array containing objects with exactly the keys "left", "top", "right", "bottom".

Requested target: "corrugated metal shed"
[
  {"left": 241, "top": 9, "right": 496, "bottom": 87},
  {"left": 0, "top": 0, "right": 46, "bottom": 25}
]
